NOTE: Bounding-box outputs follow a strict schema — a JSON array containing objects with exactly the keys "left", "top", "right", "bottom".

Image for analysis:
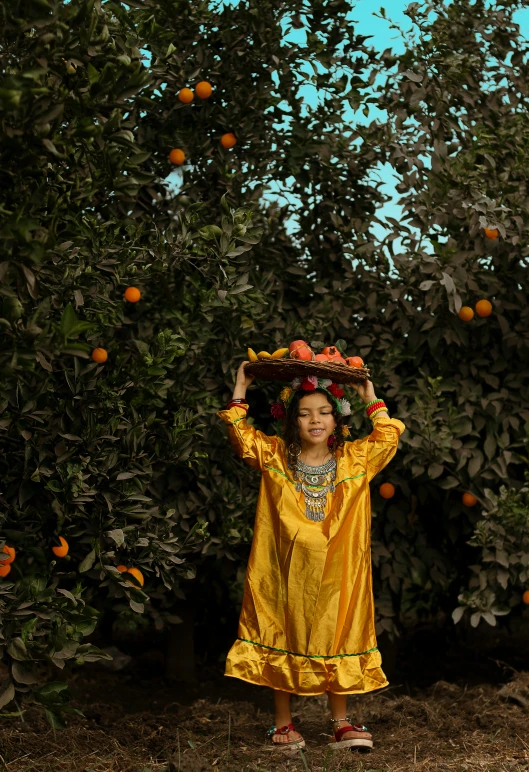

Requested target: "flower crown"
[{"left": 270, "top": 376, "right": 352, "bottom": 420}]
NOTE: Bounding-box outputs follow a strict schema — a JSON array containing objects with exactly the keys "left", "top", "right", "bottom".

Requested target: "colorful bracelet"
[
  {"left": 365, "top": 399, "right": 380, "bottom": 408},
  {"left": 370, "top": 407, "right": 389, "bottom": 420},
  {"left": 366, "top": 400, "right": 386, "bottom": 417}
]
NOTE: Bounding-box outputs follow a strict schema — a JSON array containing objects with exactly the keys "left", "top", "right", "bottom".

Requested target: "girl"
[{"left": 217, "top": 360, "right": 405, "bottom": 752}]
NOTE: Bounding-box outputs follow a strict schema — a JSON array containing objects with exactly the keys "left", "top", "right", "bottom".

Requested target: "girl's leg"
[
  {"left": 326, "top": 692, "right": 372, "bottom": 741},
  {"left": 272, "top": 690, "right": 303, "bottom": 744}
]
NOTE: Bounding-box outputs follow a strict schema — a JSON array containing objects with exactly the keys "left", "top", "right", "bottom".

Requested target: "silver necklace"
[{"left": 292, "top": 454, "right": 337, "bottom": 522}]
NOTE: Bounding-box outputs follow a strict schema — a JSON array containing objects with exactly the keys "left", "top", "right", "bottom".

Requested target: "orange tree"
[
  {"left": 3, "top": 0, "right": 529, "bottom": 722},
  {"left": 289, "top": 0, "right": 529, "bottom": 637},
  {"left": 0, "top": 0, "right": 387, "bottom": 718},
  {"left": 0, "top": 0, "right": 265, "bottom": 721}
]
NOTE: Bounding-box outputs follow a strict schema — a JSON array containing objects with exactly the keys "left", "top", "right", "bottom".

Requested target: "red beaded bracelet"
[
  {"left": 366, "top": 401, "right": 386, "bottom": 417},
  {"left": 227, "top": 401, "right": 248, "bottom": 411}
]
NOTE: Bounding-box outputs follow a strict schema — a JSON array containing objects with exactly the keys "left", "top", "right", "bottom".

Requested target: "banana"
[
  {"left": 257, "top": 351, "right": 272, "bottom": 359},
  {"left": 247, "top": 348, "right": 258, "bottom": 362},
  {"left": 271, "top": 347, "right": 289, "bottom": 359}
]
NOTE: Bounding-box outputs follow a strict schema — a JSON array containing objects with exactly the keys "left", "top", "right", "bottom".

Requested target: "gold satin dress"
[{"left": 217, "top": 404, "right": 406, "bottom": 695}]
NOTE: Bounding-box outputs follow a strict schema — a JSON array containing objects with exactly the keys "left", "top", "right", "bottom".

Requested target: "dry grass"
[{"left": 0, "top": 669, "right": 528, "bottom": 771}]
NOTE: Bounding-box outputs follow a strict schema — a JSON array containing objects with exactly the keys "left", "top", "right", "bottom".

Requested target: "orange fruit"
[
  {"left": 522, "top": 590, "right": 529, "bottom": 605},
  {"left": 289, "top": 341, "right": 314, "bottom": 361},
  {"left": 322, "top": 346, "right": 341, "bottom": 359},
  {"left": 458, "top": 306, "right": 474, "bottom": 322},
  {"left": 91, "top": 347, "right": 108, "bottom": 363},
  {"left": 169, "top": 148, "right": 185, "bottom": 165},
  {"left": 475, "top": 299, "right": 492, "bottom": 317},
  {"left": 178, "top": 87, "right": 194, "bottom": 104},
  {"left": 0, "top": 564, "right": 11, "bottom": 578},
  {"left": 124, "top": 286, "right": 141, "bottom": 303},
  {"left": 52, "top": 536, "right": 69, "bottom": 558},
  {"left": 289, "top": 339, "right": 307, "bottom": 353},
  {"left": 0, "top": 545, "right": 15, "bottom": 565},
  {"left": 462, "top": 492, "right": 477, "bottom": 507},
  {"left": 484, "top": 227, "right": 499, "bottom": 240},
  {"left": 220, "top": 132, "right": 237, "bottom": 149},
  {"left": 346, "top": 356, "right": 364, "bottom": 368},
  {"left": 116, "top": 565, "right": 128, "bottom": 573},
  {"left": 314, "top": 353, "right": 329, "bottom": 362},
  {"left": 125, "top": 567, "right": 144, "bottom": 587},
  {"left": 195, "top": 81, "right": 212, "bottom": 99},
  {"left": 379, "top": 483, "right": 395, "bottom": 499}
]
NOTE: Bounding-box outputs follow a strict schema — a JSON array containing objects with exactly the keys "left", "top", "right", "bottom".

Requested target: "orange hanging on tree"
[
  {"left": 125, "top": 567, "right": 144, "bottom": 587},
  {"left": 124, "top": 287, "right": 141, "bottom": 303},
  {"left": 462, "top": 492, "right": 477, "bottom": 507},
  {"left": 221, "top": 132, "right": 237, "bottom": 149},
  {"left": 116, "top": 565, "right": 128, "bottom": 573},
  {"left": 458, "top": 306, "right": 474, "bottom": 322},
  {"left": 91, "top": 347, "right": 108, "bottom": 363},
  {"left": 0, "top": 545, "right": 15, "bottom": 565},
  {"left": 0, "top": 564, "right": 11, "bottom": 578},
  {"left": 484, "top": 227, "right": 499, "bottom": 240},
  {"left": 178, "top": 87, "right": 194, "bottom": 104},
  {"left": 522, "top": 590, "right": 529, "bottom": 605},
  {"left": 195, "top": 80, "right": 212, "bottom": 99},
  {"left": 475, "top": 299, "right": 492, "bottom": 317},
  {"left": 52, "top": 536, "right": 69, "bottom": 557},
  {"left": 379, "top": 483, "right": 395, "bottom": 499},
  {"left": 169, "top": 148, "right": 185, "bottom": 165}
]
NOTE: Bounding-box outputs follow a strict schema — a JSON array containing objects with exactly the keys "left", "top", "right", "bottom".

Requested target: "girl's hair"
[{"left": 284, "top": 388, "right": 346, "bottom": 468}]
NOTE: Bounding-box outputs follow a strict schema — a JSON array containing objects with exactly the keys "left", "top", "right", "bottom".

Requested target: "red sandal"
[
  {"left": 328, "top": 717, "right": 373, "bottom": 752},
  {"left": 267, "top": 723, "right": 306, "bottom": 749}
]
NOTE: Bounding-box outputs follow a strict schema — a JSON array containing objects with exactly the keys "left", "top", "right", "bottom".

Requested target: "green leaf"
[
  {"left": 60, "top": 303, "right": 78, "bottom": 337},
  {"left": 198, "top": 225, "right": 223, "bottom": 240},
  {"left": 7, "top": 638, "right": 29, "bottom": 661},
  {"left": 78, "top": 550, "right": 96, "bottom": 573}
]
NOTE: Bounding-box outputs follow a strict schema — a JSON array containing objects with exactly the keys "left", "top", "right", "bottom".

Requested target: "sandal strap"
[
  {"left": 335, "top": 723, "right": 369, "bottom": 742},
  {"left": 267, "top": 723, "right": 296, "bottom": 737}
]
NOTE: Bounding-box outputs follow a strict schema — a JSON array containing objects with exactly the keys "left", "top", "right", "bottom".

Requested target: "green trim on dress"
[{"left": 237, "top": 637, "right": 378, "bottom": 660}]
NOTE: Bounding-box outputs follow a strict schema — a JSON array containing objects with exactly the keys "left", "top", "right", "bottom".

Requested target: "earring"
[
  {"left": 327, "top": 434, "right": 336, "bottom": 450},
  {"left": 288, "top": 442, "right": 302, "bottom": 458}
]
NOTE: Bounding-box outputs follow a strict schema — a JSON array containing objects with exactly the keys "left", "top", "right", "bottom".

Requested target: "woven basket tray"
[{"left": 245, "top": 359, "right": 370, "bottom": 384}]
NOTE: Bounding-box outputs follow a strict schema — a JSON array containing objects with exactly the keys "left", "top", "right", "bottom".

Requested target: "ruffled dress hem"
[{"left": 224, "top": 638, "right": 388, "bottom": 696}]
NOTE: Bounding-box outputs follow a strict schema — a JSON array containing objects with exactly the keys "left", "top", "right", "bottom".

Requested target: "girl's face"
[{"left": 297, "top": 392, "right": 337, "bottom": 450}]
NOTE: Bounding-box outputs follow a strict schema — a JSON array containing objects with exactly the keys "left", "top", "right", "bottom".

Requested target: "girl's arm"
[
  {"left": 231, "top": 360, "right": 255, "bottom": 401},
  {"left": 217, "top": 361, "right": 277, "bottom": 470},
  {"left": 348, "top": 379, "right": 405, "bottom": 481},
  {"left": 349, "top": 378, "right": 388, "bottom": 419}
]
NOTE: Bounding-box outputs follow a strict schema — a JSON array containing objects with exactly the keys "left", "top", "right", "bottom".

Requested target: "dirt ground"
[{"left": 1, "top": 659, "right": 529, "bottom": 772}]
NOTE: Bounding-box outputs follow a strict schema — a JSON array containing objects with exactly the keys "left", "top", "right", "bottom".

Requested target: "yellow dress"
[{"left": 217, "top": 404, "right": 406, "bottom": 696}]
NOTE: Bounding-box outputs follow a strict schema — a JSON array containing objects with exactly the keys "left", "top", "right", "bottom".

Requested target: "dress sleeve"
[
  {"left": 216, "top": 405, "right": 279, "bottom": 471},
  {"left": 346, "top": 415, "right": 406, "bottom": 482}
]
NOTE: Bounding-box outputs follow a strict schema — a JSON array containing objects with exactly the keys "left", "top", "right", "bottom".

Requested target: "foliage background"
[{"left": 1, "top": 0, "right": 529, "bottom": 721}]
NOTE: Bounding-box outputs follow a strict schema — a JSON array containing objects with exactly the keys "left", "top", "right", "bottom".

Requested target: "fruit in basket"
[
  {"left": 289, "top": 340, "right": 314, "bottom": 361},
  {"left": 257, "top": 351, "right": 272, "bottom": 359},
  {"left": 247, "top": 348, "right": 258, "bottom": 362},
  {"left": 271, "top": 348, "right": 289, "bottom": 359},
  {"left": 314, "top": 353, "right": 329, "bottom": 362},
  {"left": 322, "top": 345, "right": 341, "bottom": 359},
  {"left": 346, "top": 356, "right": 364, "bottom": 368}
]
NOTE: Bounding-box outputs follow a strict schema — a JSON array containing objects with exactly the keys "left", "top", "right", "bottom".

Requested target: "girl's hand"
[
  {"left": 350, "top": 378, "right": 377, "bottom": 404},
  {"left": 232, "top": 361, "right": 255, "bottom": 400}
]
